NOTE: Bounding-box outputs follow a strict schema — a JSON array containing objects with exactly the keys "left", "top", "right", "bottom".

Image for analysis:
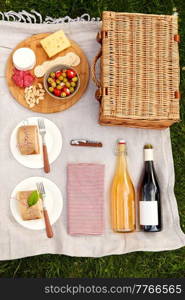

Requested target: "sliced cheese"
[{"left": 40, "top": 30, "right": 71, "bottom": 58}]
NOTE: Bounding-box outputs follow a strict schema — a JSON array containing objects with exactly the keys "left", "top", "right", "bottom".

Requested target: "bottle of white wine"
[
  {"left": 139, "top": 144, "right": 162, "bottom": 232},
  {"left": 111, "top": 140, "right": 135, "bottom": 233}
]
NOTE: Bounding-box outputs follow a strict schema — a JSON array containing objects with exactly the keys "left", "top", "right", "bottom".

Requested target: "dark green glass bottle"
[{"left": 139, "top": 144, "right": 162, "bottom": 232}]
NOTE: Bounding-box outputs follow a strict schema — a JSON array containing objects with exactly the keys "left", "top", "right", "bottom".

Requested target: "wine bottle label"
[
  {"left": 139, "top": 201, "right": 158, "bottom": 225},
  {"left": 144, "top": 149, "right": 154, "bottom": 161}
]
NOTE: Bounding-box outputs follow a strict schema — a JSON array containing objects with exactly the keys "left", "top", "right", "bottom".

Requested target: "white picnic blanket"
[{"left": 0, "top": 17, "right": 185, "bottom": 260}]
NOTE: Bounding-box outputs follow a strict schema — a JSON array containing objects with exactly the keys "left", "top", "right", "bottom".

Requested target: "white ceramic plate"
[
  {"left": 10, "top": 117, "right": 62, "bottom": 168},
  {"left": 10, "top": 176, "right": 63, "bottom": 230}
]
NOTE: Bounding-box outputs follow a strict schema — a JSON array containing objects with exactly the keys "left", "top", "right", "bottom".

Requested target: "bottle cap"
[
  {"left": 144, "top": 144, "right": 153, "bottom": 149},
  {"left": 118, "top": 139, "right": 126, "bottom": 144}
]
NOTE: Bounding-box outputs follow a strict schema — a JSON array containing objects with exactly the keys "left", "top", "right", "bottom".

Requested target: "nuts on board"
[{"left": 24, "top": 83, "right": 45, "bottom": 108}]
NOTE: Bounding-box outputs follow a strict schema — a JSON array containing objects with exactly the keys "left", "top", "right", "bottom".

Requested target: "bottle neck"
[
  {"left": 144, "top": 148, "right": 154, "bottom": 161},
  {"left": 116, "top": 144, "right": 127, "bottom": 173},
  {"left": 144, "top": 160, "right": 154, "bottom": 172},
  {"left": 144, "top": 148, "right": 154, "bottom": 175}
]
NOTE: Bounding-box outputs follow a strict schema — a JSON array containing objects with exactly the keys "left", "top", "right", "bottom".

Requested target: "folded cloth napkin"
[{"left": 67, "top": 163, "right": 105, "bottom": 235}]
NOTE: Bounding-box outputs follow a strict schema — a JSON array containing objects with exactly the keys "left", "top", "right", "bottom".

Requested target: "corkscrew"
[{"left": 70, "top": 139, "right": 103, "bottom": 147}]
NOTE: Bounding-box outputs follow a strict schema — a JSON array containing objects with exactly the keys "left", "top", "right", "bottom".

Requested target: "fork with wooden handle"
[
  {"left": 38, "top": 118, "right": 50, "bottom": 173},
  {"left": 36, "top": 182, "right": 53, "bottom": 238}
]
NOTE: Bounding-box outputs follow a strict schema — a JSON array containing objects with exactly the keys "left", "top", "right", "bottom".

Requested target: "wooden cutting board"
[{"left": 6, "top": 33, "right": 89, "bottom": 113}]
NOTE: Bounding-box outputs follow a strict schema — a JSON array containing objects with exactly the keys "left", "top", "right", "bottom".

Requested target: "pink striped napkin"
[{"left": 67, "top": 163, "right": 105, "bottom": 235}]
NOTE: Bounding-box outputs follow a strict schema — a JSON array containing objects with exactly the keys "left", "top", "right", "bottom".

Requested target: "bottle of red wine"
[{"left": 139, "top": 144, "right": 162, "bottom": 232}]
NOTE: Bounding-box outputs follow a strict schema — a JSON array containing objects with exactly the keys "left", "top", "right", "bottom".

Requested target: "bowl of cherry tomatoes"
[{"left": 44, "top": 65, "right": 80, "bottom": 100}]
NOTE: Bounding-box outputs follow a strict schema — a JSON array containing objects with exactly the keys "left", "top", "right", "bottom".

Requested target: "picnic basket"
[{"left": 91, "top": 11, "right": 180, "bottom": 129}]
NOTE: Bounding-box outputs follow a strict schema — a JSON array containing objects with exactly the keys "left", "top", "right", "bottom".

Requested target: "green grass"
[{"left": 0, "top": 0, "right": 185, "bottom": 278}]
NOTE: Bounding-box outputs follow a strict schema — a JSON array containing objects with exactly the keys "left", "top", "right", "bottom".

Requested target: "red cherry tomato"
[
  {"left": 55, "top": 71, "right": 62, "bottom": 78},
  {"left": 53, "top": 88, "right": 61, "bottom": 97},
  {"left": 62, "top": 86, "right": 71, "bottom": 96},
  {"left": 66, "top": 69, "right": 76, "bottom": 79}
]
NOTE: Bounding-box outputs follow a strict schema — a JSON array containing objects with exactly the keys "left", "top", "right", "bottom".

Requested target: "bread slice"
[
  {"left": 17, "top": 190, "right": 43, "bottom": 221},
  {"left": 17, "top": 125, "right": 40, "bottom": 155}
]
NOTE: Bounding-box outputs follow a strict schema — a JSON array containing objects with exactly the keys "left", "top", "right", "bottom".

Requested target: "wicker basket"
[{"left": 91, "top": 11, "right": 180, "bottom": 129}]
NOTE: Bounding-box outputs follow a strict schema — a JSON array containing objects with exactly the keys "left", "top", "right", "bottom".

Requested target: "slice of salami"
[
  {"left": 12, "top": 73, "right": 24, "bottom": 87},
  {"left": 12, "top": 68, "right": 35, "bottom": 87},
  {"left": 23, "top": 73, "right": 35, "bottom": 87},
  {"left": 13, "top": 68, "right": 21, "bottom": 74}
]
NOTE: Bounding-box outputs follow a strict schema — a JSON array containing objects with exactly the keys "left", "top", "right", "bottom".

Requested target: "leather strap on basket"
[
  {"left": 174, "top": 34, "right": 180, "bottom": 42},
  {"left": 91, "top": 31, "right": 103, "bottom": 102}
]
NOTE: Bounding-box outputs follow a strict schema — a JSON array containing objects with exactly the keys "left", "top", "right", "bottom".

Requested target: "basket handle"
[
  {"left": 91, "top": 48, "right": 102, "bottom": 88},
  {"left": 91, "top": 32, "right": 102, "bottom": 88}
]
